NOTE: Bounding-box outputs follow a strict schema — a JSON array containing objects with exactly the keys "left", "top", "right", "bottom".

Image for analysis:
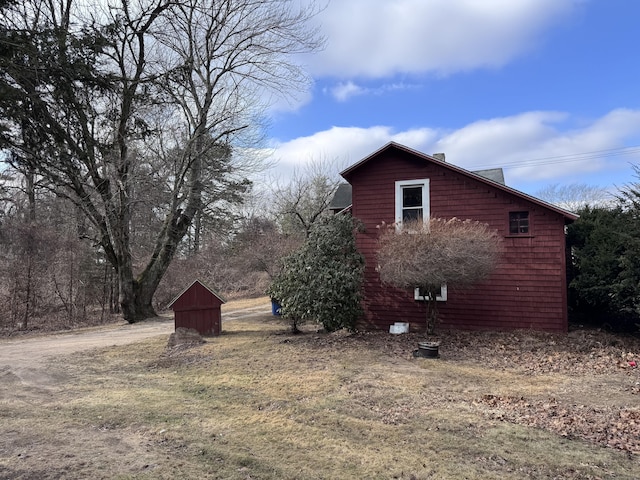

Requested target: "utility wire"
[{"left": 473, "top": 145, "right": 640, "bottom": 170}]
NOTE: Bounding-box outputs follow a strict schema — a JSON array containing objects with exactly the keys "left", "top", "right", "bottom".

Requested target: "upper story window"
[
  {"left": 509, "top": 211, "right": 529, "bottom": 235},
  {"left": 395, "top": 179, "right": 430, "bottom": 225}
]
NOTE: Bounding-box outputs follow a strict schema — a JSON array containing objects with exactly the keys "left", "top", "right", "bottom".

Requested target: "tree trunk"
[
  {"left": 118, "top": 210, "right": 189, "bottom": 323},
  {"left": 22, "top": 167, "right": 37, "bottom": 330},
  {"left": 425, "top": 287, "right": 439, "bottom": 338},
  {"left": 119, "top": 276, "right": 157, "bottom": 323},
  {"left": 22, "top": 256, "right": 33, "bottom": 330},
  {"left": 118, "top": 142, "right": 204, "bottom": 323},
  {"left": 110, "top": 267, "right": 119, "bottom": 314},
  {"left": 193, "top": 210, "right": 202, "bottom": 255}
]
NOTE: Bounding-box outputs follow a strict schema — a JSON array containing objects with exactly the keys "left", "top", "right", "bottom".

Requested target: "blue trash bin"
[{"left": 271, "top": 299, "right": 281, "bottom": 316}]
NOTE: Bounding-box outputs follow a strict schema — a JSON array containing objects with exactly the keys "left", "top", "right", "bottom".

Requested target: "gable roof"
[
  {"left": 329, "top": 183, "right": 353, "bottom": 211},
  {"left": 340, "top": 142, "right": 578, "bottom": 221},
  {"left": 167, "top": 279, "right": 226, "bottom": 309}
]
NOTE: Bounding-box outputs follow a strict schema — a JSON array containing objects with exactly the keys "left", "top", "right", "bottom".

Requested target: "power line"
[{"left": 473, "top": 145, "right": 640, "bottom": 170}]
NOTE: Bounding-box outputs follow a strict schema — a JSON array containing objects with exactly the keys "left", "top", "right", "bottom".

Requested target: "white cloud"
[
  {"left": 329, "top": 81, "right": 366, "bottom": 102},
  {"left": 305, "top": 0, "right": 582, "bottom": 78},
  {"left": 326, "top": 80, "right": 419, "bottom": 101},
  {"left": 269, "top": 125, "right": 438, "bottom": 171},
  {"left": 437, "top": 109, "right": 640, "bottom": 184},
  {"left": 266, "top": 109, "right": 640, "bottom": 192}
]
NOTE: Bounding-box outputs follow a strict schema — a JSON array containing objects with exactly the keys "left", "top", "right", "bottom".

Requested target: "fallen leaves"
[
  {"left": 297, "top": 325, "right": 640, "bottom": 455},
  {"left": 475, "top": 394, "right": 640, "bottom": 454}
]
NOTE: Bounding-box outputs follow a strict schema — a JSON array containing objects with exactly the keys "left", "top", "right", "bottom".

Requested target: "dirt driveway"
[{"left": 0, "top": 299, "right": 270, "bottom": 388}]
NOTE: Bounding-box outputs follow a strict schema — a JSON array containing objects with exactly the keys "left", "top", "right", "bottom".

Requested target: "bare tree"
[
  {"left": 273, "top": 159, "right": 342, "bottom": 237},
  {"left": 0, "top": 178, "right": 113, "bottom": 332},
  {"left": 232, "top": 216, "right": 302, "bottom": 279},
  {"left": 377, "top": 218, "right": 502, "bottom": 336},
  {"left": 0, "top": 0, "right": 323, "bottom": 322},
  {"left": 535, "top": 183, "right": 613, "bottom": 212}
]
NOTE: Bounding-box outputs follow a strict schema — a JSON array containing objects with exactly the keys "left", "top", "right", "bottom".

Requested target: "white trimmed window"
[
  {"left": 414, "top": 285, "right": 448, "bottom": 302},
  {"left": 394, "top": 179, "right": 443, "bottom": 301},
  {"left": 395, "top": 179, "right": 430, "bottom": 226}
]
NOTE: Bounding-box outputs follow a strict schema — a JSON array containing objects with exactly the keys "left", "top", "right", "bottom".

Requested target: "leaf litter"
[{"left": 298, "top": 325, "right": 640, "bottom": 455}]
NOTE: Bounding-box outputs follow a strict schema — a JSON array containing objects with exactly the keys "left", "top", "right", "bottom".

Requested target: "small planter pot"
[{"left": 414, "top": 341, "right": 440, "bottom": 358}]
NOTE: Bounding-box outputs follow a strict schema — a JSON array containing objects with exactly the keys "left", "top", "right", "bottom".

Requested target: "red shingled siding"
[
  {"left": 171, "top": 281, "right": 223, "bottom": 336},
  {"left": 346, "top": 149, "right": 569, "bottom": 333}
]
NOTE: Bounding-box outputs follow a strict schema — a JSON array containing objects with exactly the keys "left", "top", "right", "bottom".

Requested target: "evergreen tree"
[
  {"left": 567, "top": 205, "right": 640, "bottom": 331},
  {"left": 268, "top": 214, "right": 364, "bottom": 333}
]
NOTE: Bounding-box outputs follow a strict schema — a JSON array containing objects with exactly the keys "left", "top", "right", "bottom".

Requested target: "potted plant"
[{"left": 377, "top": 218, "right": 501, "bottom": 357}]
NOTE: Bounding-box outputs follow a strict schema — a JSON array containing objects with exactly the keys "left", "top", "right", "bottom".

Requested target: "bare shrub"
[{"left": 377, "top": 218, "right": 502, "bottom": 335}]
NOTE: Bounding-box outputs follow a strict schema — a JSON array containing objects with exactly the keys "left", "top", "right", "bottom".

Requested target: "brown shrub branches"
[
  {"left": 377, "top": 218, "right": 502, "bottom": 290},
  {"left": 377, "top": 218, "right": 502, "bottom": 334}
]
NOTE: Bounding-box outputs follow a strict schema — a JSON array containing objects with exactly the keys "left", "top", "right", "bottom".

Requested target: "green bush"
[
  {"left": 267, "top": 214, "right": 364, "bottom": 332},
  {"left": 567, "top": 205, "right": 640, "bottom": 332}
]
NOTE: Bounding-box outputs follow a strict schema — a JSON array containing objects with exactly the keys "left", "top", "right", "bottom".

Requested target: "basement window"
[
  {"left": 414, "top": 285, "right": 448, "bottom": 302},
  {"left": 509, "top": 211, "right": 530, "bottom": 235}
]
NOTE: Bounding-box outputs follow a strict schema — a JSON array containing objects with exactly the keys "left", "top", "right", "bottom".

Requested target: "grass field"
[{"left": 1, "top": 310, "right": 639, "bottom": 479}]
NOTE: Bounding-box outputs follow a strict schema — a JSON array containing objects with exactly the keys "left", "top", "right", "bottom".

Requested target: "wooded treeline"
[
  {"left": 0, "top": 0, "right": 323, "bottom": 327},
  {"left": 0, "top": 147, "right": 340, "bottom": 333}
]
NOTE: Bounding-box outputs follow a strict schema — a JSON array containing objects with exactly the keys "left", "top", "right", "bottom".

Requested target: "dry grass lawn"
[{"left": 1, "top": 311, "right": 639, "bottom": 479}]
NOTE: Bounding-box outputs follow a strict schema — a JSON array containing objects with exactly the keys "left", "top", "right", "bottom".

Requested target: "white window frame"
[
  {"left": 414, "top": 285, "right": 448, "bottom": 302},
  {"left": 395, "top": 179, "right": 430, "bottom": 229},
  {"left": 394, "top": 179, "right": 441, "bottom": 300}
]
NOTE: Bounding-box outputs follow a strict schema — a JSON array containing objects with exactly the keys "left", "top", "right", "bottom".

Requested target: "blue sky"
[{"left": 264, "top": 0, "right": 640, "bottom": 197}]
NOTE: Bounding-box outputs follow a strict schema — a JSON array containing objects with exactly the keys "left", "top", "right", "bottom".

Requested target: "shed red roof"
[{"left": 167, "top": 279, "right": 226, "bottom": 309}]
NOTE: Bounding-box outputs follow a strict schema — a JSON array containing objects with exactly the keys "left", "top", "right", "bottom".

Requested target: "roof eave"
[
  {"left": 340, "top": 142, "right": 579, "bottom": 222},
  {"left": 167, "top": 279, "right": 227, "bottom": 309}
]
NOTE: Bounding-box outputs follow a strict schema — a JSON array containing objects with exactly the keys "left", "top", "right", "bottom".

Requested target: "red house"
[
  {"left": 168, "top": 280, "right": 225, "bottom": 336},
  {"left": 340, "top": 142, "right": 578, "bottom": 333}
]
